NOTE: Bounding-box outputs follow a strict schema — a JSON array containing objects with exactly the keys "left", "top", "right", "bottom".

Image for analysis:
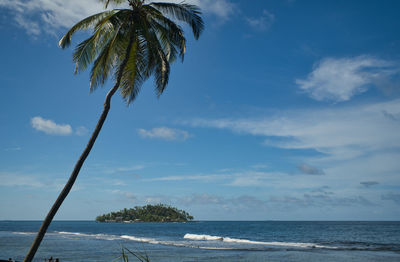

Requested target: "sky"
[{"left": 0, "top": 0, "right": 400, "bottom": 221}]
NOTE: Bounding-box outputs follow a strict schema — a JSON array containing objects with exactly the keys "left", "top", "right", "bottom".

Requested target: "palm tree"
[{"left": 24, "top": 1, "right": 203, "bottom": 261}]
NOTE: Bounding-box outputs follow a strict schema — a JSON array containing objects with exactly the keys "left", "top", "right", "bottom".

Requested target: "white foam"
[
  {"left": 58, "top": 231, "right": 89, "bottom": 236},
  {"left": 120, "top": 235, "right": 161, "bottom": 245},
  {"left": 184, "top": 234, "right": 223, "bottom": 241},
  {"left": 56, "top": 231, "right": 119, "bottom": 241},
  {"left": 121, "top": 234, "right": 234, "bottom": 250},
  {"left": 22, "top": 230, "right": 336, "bottom": 250},
  {"left": 13, "top": 232, "right": 35, "bottom": 235},
  {"left": 183, "top": 233, "right": 337, "bottom": 249}
]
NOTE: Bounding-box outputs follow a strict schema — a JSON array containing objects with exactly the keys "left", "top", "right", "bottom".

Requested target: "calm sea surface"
[{"left": 0, "top": 221, "right": 399, "bottom": 262}]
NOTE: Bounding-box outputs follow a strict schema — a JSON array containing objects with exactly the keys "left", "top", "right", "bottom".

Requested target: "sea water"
[{"left": 0, "top": 221, "right": 399, "bottom": 261}]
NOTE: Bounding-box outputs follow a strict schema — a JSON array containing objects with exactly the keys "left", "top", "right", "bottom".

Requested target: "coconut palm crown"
[
  {"left": 23, "top": 1, "right": 203, "bottom": 261},
  {"left": 60, "top": 0, "right": 204, "bottom": 102}
]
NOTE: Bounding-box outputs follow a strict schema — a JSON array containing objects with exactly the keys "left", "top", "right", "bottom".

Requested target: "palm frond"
[
  {"left": 61, "top": 0, "right": 203, "bottom": 103},
  {"left": 89, "top": 25, "right": 122, "bottom": 91},
  {"left": 139, "top": 22, "right": 170, "bottom": 96},
  {"left": 72, "top": 36, "right": 98, "bottom": 74},
  {"left": 118, "top": 35, "right": 148, "bottom": 103},
  {"left": 149, "top": 2, "right": 204, "bottom": 39},
  {"left": 72, "top": 12, "right": 121, "bottom": 74},
  {"left": 144, "top": 5, "right": 186, "bottom": 61},
  {"left": 88, "top": 9, "right": 133, "bottom": 89},
  {"left": 59, "top": 11, "right": 115, "bottom": 49},
  {"left": 154, "top": 48, "right": 170, "bottom": 97}
]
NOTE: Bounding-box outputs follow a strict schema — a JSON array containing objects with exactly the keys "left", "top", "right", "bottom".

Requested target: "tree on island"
[
  {"left": 24, "top": 1, "right": 203, "bottom": 261},
  {"left": 96, "top": 204, "right": 194, "bottom": 222}
]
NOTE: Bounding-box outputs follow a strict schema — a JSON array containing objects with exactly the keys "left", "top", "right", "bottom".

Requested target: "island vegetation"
[{"left": 96, "top": 204, "right": 194, "bottom": 222}]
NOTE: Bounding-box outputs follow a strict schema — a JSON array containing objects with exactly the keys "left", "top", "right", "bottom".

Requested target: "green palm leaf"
[
  {"left": 149, "top": 2, "right": 204, "bottom": 39},
  {"left": 90, "top": 25, "right": 121, "bottom": 91},
  {"left": 61, "top": 0, "right": 204, "bottom": 102},
  {"left": 59, "top": 11, "right": 115, "bottom": 49}
]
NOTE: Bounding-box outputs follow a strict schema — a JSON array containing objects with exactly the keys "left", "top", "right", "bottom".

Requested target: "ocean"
[{"left": 0, "top": 221, "right": 399, "bottom": 262}]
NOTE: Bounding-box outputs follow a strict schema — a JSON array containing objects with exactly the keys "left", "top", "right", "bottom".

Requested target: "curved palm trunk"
[{"left": 24, "top": 35, "right": 136, "bottom": 262}]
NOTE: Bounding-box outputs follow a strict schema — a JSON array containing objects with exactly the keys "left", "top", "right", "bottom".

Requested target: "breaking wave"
[
  {"left": 184, "top": 233, "right": 335, "bottom": 249},
  {"left": 11, "top": 231, "right": 400, "bottom": 251},
  {"left": 57, "top": 231, "right": 120, "bottom": 240},
  {"left": 13, "top": 232, "right": 36, "bottom": 235}
]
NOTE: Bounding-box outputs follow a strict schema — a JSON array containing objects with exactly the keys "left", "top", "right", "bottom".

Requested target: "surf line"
[{"left": 183, "top": 233, "right": 337, "bottom": 249}]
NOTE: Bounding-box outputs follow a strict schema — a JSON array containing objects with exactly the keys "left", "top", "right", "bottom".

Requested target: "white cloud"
[
  {"left": 138, "top": 127, "right": 191, "bottom": 141},
  {"left": 147, "top": 173, "right": 230, "bottom": 182},
  {"left": 246, "top": 10, "right": 275, "bottom": 31},
  {"left": 0, "top": 0, "right": 104, "bottom": 35},
  {"left": 31, "top": 116, "right": 73, "bottom": 135},
  {"left": 144, "top": 196, "right": 167, "bottom": 204},
  {"left": 0, "top": 172, "right": 69, "bottom": 190},
  {"left": 75, "top": 126, "right": 89, "bottom": 136},
  {"left": 296, "top": 56, "right": 399, "bottom": 102},
  {"left": 0, "top": 172, "right": 47, "bottom": 187},
  {"left": 14, "top": 14, "right": 41, "bottom": 36},
  {"left": 0, "top": 0, "right": 234, "bottom": 36},
  {"left": 189, "top": 99, "right": 400, "bottom": 161},
  {"left": 110, "top": 189, "right": 136, "bottom": 200},
  {"left": 31, "top": 116, "right": 88, "bottom": 136},
  {"left": 183, "top": 99, "right": 400, "bottom": 202},
  {"left": 146, "top": 170, "right": 309, "bottom": 188},
  {"left": 103, "top": 165, "right": 145, "bottom": 175}
]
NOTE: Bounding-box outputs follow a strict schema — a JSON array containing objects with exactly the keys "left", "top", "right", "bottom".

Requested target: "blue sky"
[{"left": 1, "top": 0, "right": 400, "bottom": 220}]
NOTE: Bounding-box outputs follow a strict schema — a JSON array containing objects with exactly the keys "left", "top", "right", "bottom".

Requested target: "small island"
[{"left": 96, "top": 204, "right": 194, "bottom": 223}]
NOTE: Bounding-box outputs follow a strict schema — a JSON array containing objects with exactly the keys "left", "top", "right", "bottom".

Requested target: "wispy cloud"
[
  {"left": 31, "top": 116, "right": 72, "bottom": 136},
  {"left": 138, "top": 127, "right": 191, "bottom": 141},
  {"left": 110, "top": 189, "right": 136, "bottom": 200},
  {"left": 146, "top": 170, "right": 305, "bottom": 188},
  {"left": 269, "top": 192, "right": 374, "bottom": 208},
  {"left": 360, "top": 181, "right": 379, "bottom": 188},
  {"left": 0, "top": 172, "right": 46, "bottom": 187},
  {"left": 188, "top": 99, "right": 400, "bottom": 161},
  {"left": 246, "top": 10, "right": 275, "bottom": 31},
  {"left": 0, "top": 0, "right": 235, "bottom": 36},
  {"left": 144, "top": 196, "right": 168, "bottom": 205},
  {"left": 296, "top": 56, "right": 399, "bottom": 102},
  {"left": 4, "top": 147, "right": 21, "bottom": 152},
  {"left": 381, "top": 193, "right": 400, "bottom": 205},
  {"left": 297, "top": 163, "right": 325, "bottom": 175},
  {"left": 0, "top": 0, "right": 103, "bottom": 35},
  {"left": 147, "top": 173, "right": 230, "bottom": 182},
  {"left": 177, "top": 191, "right": 373, "bottom": 210},
  {"left": 75, "top": 126, "right": 89, "bottom": 136},
  {"left": 250, "top": 164, "right": 268, "bottom": 169},
  {"left": 15, "top": 14, "right": 40, "bottom": 36},
  {"left": 0, "top": 172, "right": 69, "bottom": 190}
]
